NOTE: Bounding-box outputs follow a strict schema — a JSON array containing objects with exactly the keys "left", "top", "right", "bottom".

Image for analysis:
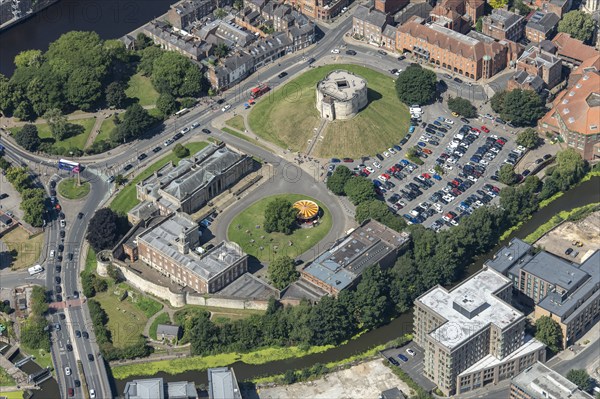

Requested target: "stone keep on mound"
[{"left": 316, "top": 70, "right": 368, "bottom": 121}]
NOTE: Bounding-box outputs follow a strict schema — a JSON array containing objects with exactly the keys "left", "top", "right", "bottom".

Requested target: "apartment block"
[
  {"left": 208, "top": 367, "right": 242, "bottom": 399},
  {"left": 143, "top": 20, "right": 208, "bottom": 61},
  {"left": 396, "top": 17, "right": 510, "bottom": 80},
  {"left": 482, "top": 9, "right": 525, "bottom": 42},
  {"left": 414, "top": 267, "right": 545, "bottom": 396},
  {"left": 525, "top": 11, "right": 560, "bottom": 44},
  {"left": 510, "top": 362, "right": 593, "bottom": 399},
  {"left": 486, "top": 239, "right": 600, "bottom": 348},
  {"left": 300, "top": 220, "right": 410, "bottom": 296},
  {"left": 136, "top": 214, "right": 248, "bottom": 294}
]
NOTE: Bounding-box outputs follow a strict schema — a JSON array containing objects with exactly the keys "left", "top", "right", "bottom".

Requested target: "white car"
[
  {"left": 517, "top": 145, "right": 526, "bottom": 152},
  {"left": 470, "top": 129, "right": 480, "bottom": 136},
  {"left": 443, "top": 164, "right": 453, "bottom": 171},
  {"left": 444, "top": 118, "right": 454, "bottom": 124},
  {"left": 383, "top": 151, "right": 390, "bottom": 158},
  {"left": 331, "top": 48, "right": 340, "bottom": 54},
  {"left": 50, "top": 250, "right": 55, "bottom": 258},
  {"left": 221, "top": 104, "right": 231, "bottom": 112},
  {"left": 181, "top": 127, "right": 190, "bottom": 134},
  {"left": 467, "top": 175, "right": 478, "bottom": 182},
  {"left": 164, "top": 139, "right": 174, "bottom": 146},
  {"left": 491, "top": 134, "right": 499, "bottom": 140},
  {"left": 480, "top": 159, "right": 489, "bottom": 165},
  {"left": 394, "top": 70, "right": 401, "bottom": 76},
  {"left": 388, "top": 147, "right": 396, "bottom": 154},
  {"left": 447, "top": 157, "right": 457, "bottom": 164},
  {"left": 428, "top": 167, "right": 436, "bottom": 174},
  {"left": 60, "top": 220, "right": 66, "bottom": 228},
  {"left": 450, "top": 219, "right": 459, "bottom": 226},
  {"left": 65, "top": 367, "right": 71, "bottom": 376},
  {"left": 433, "top": 203, "right": 443, "bottom": 212},
  {"left": 442, "top": 186, "right": 451, "bottom": 193},
  {"left": 373, "top": 161, "right": 382, "bottom": 169},
  {"left": 366, "top": 166, "right": 375, "bottom": 173},
  {"left": 407, "top": 348, "right": 416, "bottom": 356},
  {"left": 490, "top": 147, "right": 500, "bottom": 153},
  {"left": 378, "top": 175, "right": 388, "bottom": 182},
  {"left": 90, "top": 389, "right": 96, "bottom": 399},
  {"left": 419, "top": 136, "right": 429, "bottom": 142}
]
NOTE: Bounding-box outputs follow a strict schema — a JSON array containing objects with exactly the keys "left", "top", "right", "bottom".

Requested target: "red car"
[
  {"left": 422, "top": 148, "right": 433, "bottom": 154},
  {"left": 471, "top": 127, "right": 481, "bottom": 133},
  {"left": 451, "top": 179, "right": 460, "bottom": 187},
  {"left": 382, "top": 173, "right": 391, "bottom": 180},
  {"left": 363, "top": 168, "right": 371, "bottom": 175},
  {"left": 343, "top": 158, "right": 354, "bottom": 163},
  {"left": 451, "top": 188, "right": 462, "bottom": 196},
  {"left": 496, "top": 139, "right": 506, "bottom": 145},
  {"left": 440, "top": 152, "right": 450, "bottom": 159},
  {"left": 481, "top": 125, "right": 490, "bottom": 133},
  {"left": 422, "top": 173, "right": 432, "bottom": 179}
]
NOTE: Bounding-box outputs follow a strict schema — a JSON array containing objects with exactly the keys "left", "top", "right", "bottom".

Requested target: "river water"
[
  {"left": 0, "top": 0, "right": 174, "bottom": 77},
  {"left": 113, "top": 177, "right": 600, "bottom": 392}
]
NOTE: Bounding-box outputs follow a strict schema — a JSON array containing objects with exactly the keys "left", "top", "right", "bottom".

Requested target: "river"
[
  {"left": 0, "top": 0, "right": 175, "bottom": 77},
  {"left": 113, "top": 177, "right": 600, "bottom": 393}
]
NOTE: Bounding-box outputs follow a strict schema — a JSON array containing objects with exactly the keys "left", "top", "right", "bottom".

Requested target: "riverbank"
[{"left": 524, "top": 205, "right": 600, "bottom": 244}]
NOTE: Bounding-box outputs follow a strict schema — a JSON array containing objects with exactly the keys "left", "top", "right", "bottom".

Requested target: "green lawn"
[
  {"left": 227, "top": 194, "right": 332, "bottom": 262},
  {"left": 0, "top": 391, "right": 24, "bottom": 399},
  {"left": 10, "top": 117, "right": 96, "bottom": 150},
  {"left": 85, "top": 247, "right": 97, "bottom": 274},
  {"left": 2, "top": 227, "right": 44, "bottom": 270},
  {"left": 57, "top": 177, "right": 90, "bottom": 199},
  {"left": 20, "top": 345, "right": 53, "bottom": 370},
  {"left": 109, "top": 141, "right": 208, "bottom": 214},
  {"left": 225, "top": 115, "right": 246, "bottom": 131},
  {"left": 126, "top": 73, "right": 160, "bottom": 107},
  {"left": 95, "top": 115, "right": 116, "bottom": 143},
  {"left": 248, "top": 64, "right": 410, "bottom": 157},
  {"left": 149, "top": 312, "right": 171, "bottom": 340}
]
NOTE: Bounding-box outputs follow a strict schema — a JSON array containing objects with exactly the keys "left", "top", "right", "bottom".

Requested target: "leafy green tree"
[
  {"left": 352, "top": 265, "right": 392, "bottom": 329},
  {"left": 14, "top": 49, "right": 43, "bottom": 69},
  {"left": 214, "top": 8, "right": 227, "bottom": 18},
  {"left": 85, "top": 208, "right": 125, "bottom": 252},
  {"left": 516, "top": 128, "right": 540, "bottom": 149},
  {"left": 268, "top": 255, "right": 299, "bottom": 289},
  {"left": 106, "top": 264, "right": 123, "bottom": 283},
  {"left": 0, "top": 73, "right": 13, "bottom": 115},
  {"left": 30, "top": 285, "right": 49, "bottom": 316},
  {"left": 14, "top": 101, "right": 33, "bottom": 121},
  {"left": 448, "top": 97, "right": 477, "bottom": 118},
  {"left": 500, "top": 184, "right": 540, "bottom": 224},
  {"left": 135, "top": 33, "right": 154, "bottom": 50},
  {"left": 475, "top": 17, "right": 483, "bottom": 32},
  {"left": 137, "top": 46, "right": 163, "bottom": 76},
  {"left": 495, "top": 89, "right": 546, "bottom": 126},
  {"left": 152, "top": 52, "right": 203, "bottom": 97},
  {"left": 65, "top": 67, "right": 103, "bottom": 110},
  {"left": 535, "top": 315, "right": 563, "bottom": 352},
  {"left": 395, "top": 65, "right": 437, "bottom": 105},
  {"left": 406, "top": 146, "right": 419, "bottom": 158},
  {"left": 489, "top": 0, "right": 508, "bottom": 8},
  {"left": 25, "top": 65, "right": 64, "bottom": 116},
  {"left": 173, "top": 143, "right": 190, "bottom": 158},
  {"left": 513, "top": 0, "right": 531, "bottom": 14},
  {"left": 5, "top": 167, "right": 31, "bottom": 190},
  {"left": 114, "top": 174, "right": 126, "bottom": 186},
  {"left": 233, "top": 0, "right": 243, "bottom": 9},
  {"left": 566, "top": 369, "right": 591, "bottom": 391},
  {"left": 355, "top": 199, "right": 392, "bottom": 223},
  {"left": 498, "top": 164, "right": 517, "bottom": 185},
  {"left": 105, "top": 81, "right": 127, "bottom": 109},
  {"left": 263, "top": 198, "right": 297, "bottom": 235},
  {"left": 344, "top": 176, "right": 376, "bottom": 205},
  {"left": 326, "top": 165, "right": 353, "bottom": 195},
  {"left": 549, "top": 148, "right": 587, "bottom": 191},
  {"left": 214, "top": 43, "right": 230, "bottom": 58},
  {"left": 308, "top": 296, "right": 353, "bottom": 345},
  {"left": 0, "top": 157, "right": 10, "bottom": 171},
  {"left": 21, "top": 194, "right": 46, "bottom": 227},
  {"left": 44, "top": 108, "right": 69, "bottom": 140},
  {"left": 156, "top": 93, "right": 178, "bottom": 116},
  {"left": 558, "top": 11, "right": 596, "bottom": 44},
  {"left": 14, "top": 124, "right": 41, "bottom": 151},
  {"left": 20, "top": 315, "right": 50, "bottom": 351},
  {"left": 111, "top": 103, "right": 155, "bottom": 143},
  {"left": 282, "top": 370, "right": 297, "bottom": 384},
  {"left": 188, "top": 311, "right": 219, "bottom": 355}
]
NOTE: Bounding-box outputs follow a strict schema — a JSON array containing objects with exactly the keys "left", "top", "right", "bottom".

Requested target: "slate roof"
[
  {"left": 526, "top": 11, "right": 559, "bottom": 34},
  {"left": 354, "top": 5, "right": 388, "bottom": 29}
]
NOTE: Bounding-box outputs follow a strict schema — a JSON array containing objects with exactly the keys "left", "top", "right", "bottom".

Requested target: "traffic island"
[{"left": 57, "top": 177, "right": 90, "bottom": 200}]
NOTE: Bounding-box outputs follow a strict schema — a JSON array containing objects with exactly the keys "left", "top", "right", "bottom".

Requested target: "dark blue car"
[{"left": 398, "top": 354, "right": 409, "bottom": 362}]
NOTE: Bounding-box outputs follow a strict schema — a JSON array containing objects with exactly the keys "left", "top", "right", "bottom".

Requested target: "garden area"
[
  {"left": 1, "top": 227, "right": 44, "bottom": 270},
  {"left": 248, "top": 64, "right": 410, "bottom": 157},
  {"left": 57, "top": 177, "right": 91, "bottom": 200},
  {"left": 227, "top": 194, "right": 332, "bottom": 262},
  {"left": 109, "top": 141, "right": 208, "bottom": 214}
]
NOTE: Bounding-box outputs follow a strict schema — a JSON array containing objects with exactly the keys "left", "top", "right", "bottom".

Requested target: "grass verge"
[
  {"left": 109, "top": 141, "right": 208, "bottom": 214},
  {"left": 85, "top": 247, "right": 97, "bottom": 274},
  {"left": 126, "top": 73, "right": 159, "bottom": 107},
  {"left": 149, "top": 312, "right": 171, "bottom": 340},
  {"left": 2, "top": 227, "right": 44, "bottom": 270},
  {"left": 221, "top": 127, "right": 272, "bottom": 151},
  {"left": 20, "top": 345, "right": 54, "bottom": 370},
  {"left": 227, "top": 194, "right": 332, "bottom": 262},
  {"left": 225, "top": 115, "right": 246, "bottom": 131},
  {"left": 95, "top": 115, "right": 116, "bottom": 143},
  {"left": 0, "top": 391, "right": 24, "bottom": 399},
  {"left": 57, "top": 177, "right": 91, "bottom": 200},
  {"left": 524, "top": 203, "right": 600, "bottom": 244}
]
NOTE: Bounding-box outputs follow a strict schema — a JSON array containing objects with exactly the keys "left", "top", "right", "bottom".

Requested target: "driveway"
[{"left": 382, "top": 343, "right": 437, "bottom": 393}]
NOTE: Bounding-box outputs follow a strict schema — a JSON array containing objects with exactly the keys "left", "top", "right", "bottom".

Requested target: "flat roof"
[
  {"left": 418, "top": 268, "right": 523, "bottom": 350},
  {"left": 208, "top": 367, "right": 242, "bottom": 399},
  {"left": 511, "top": 362, "right": 593, "bottom": 399},
  {"left": 485, "top": 238, "right": 532, "bottom": 274},
  {"left": 522, "top": 251, "right": 588, "bottom": 292},
  {"left": 317, "top": 70, "right": 367, "bottom": 102}
]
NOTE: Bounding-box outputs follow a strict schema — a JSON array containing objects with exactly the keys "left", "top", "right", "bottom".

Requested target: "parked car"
[{"left": 398, "top": 354, "right": 409, "bottom": 362}]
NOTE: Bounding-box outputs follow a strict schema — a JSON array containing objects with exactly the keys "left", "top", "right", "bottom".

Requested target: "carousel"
[{"left": 293, "top": 199, "right": 321, "bottom": 227}]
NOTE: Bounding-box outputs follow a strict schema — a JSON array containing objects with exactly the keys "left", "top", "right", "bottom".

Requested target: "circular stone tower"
[
  {"left": 316, "top": 70, "right": 368, "bottom": 121},
  {"left": 96, "top": 250, "right": 113, "bottom": 277}
]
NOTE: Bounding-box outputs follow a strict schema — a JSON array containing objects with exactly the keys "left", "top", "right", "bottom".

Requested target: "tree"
[
  {"left": 214, "top": 8, "right": 227, "bottom": 18},
  {"left": 516, "top": 128, "right": 540, "bottom": 149},
  {"left": 308, "top": 296, "right": 353, "bottom": 345},
  {"left": 173, "top": 143, "right": 190, "bottom": 158},
  {"left": 475, "top": 17, "right": 483, "bottom": 32},
  {"left": 535, "top": 315, "right": 563, "bottom": 353},
  {"left": 489, "top": 0, "right": 508, "bottom": 8},
  {"left": 344, "top": 176, "right": 376, "bottom": 205},
  {"left": 498, "top": 164, "right": 517, "bottom": 185},
  {"left": 352, "top": 265, "right": 392, "bottom": 329},
  {"left": 566, "top": 369, "right": 591, "bottom": 391},
  {"left": 0, "top": 73, "right": 14, "bottom": 115},
  {"left": 156, "top": 93, "right": 178, "bottom": 116},
  {"left": 558, "top": 11, "right": 596, "bottom": 44},
  {"left": 20, "top": 316, "right": 50, "bottom": 351},
  {"left": 138, "top": 45, "right": 163, "bottom": 76},
  {"left": 213, "top": 43, "right": 230, "bottom": 58},
  {"left": 513, "top": 0, "right": 531, "bottom": 14},
  {"left": 65, "top": 67, "right": 103, "bottom": 110},
  {"left": 448, "top": 97, "right": 477, "bottom": 118},
  {"left": 152, "top": 52, "right": 203, "bottom": 97},
  {"left": 395, "top": 65, "right": 437, "bottom": 105},
  {"left": 233, "top": 0, "right": 243, "bottom": 10},
  {"left": 268, "top": 255, "right": 299, "bottom": 289},
  {"left": 85, "top": 208, "right": 124, "bottom": 252},
  {"left": 550, "top": 148, "right": 587, "bottom": 191},
  {"left": 494, "top": 89, "right": 546, "bottom": 126},
  {"left": 263, "top": 198, "right": 297, "bottom": 235},
  {"left": 135, "top": 33, "right": 154, "bottom": 50},
  {"left": 14, "top": 124, "right": 40, "bottom": 151},
  {"left": 14, "top": 50, "right": 43, "bottom": 69},
  {"left": 14, "top": 101, "right": 33, "bottom": 121},
  {"left": 44, "top": 108, "right": 69, "bottom": 141},
  {"left": 111, "top": 103, "right": 155, "bottom": 143},
  {"left": 105, "top": 81, "right": 127, "bottom": 109},
  {"left": 106, "top": 264, "right": 123, "bottom": 283},
  {"left": 326, "top": 165, "right": 353, "bottom": 195},
  {"left": 30, "top": 285, "right": 48, "bottom": 316},
  {"left": 114, "top": 174, "right": 126, "bottom": 186}
]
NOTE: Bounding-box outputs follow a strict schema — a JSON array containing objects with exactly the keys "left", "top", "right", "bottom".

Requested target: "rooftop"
[
  {"left": 552, "top": 32, "right": 598, "bottom": 63},
  {"left": 522, "top": 251, "right": 589, "bottom": 292},
  {"left": 123, "top": 377, "right": 197, "bottom": 399},
  {"left": 526, "top": 11, "right": 559, "bottom": 34},
  {"left": 207, "top": 367, "right": 242, "bottom": 399},
  {"left": 353, "top": 5, "right": 388, "bottom": 28},
  {"left": 486, "top": 9, "right": 524, "bottom": 31},
  {"left": 485, "top": 238, "right": 533, "bottom": 275},
  {"left": 511, "top": 362, "right": 593, "bottom": 399},
  {"left": 317, "top": 70, "right": 367, "bottom": 102},
  {"left": 417, "top": 267, "right": 523, "bottom": 350},
  {"left": 519, "top": 45, "right": 561, "bottom": 68}
]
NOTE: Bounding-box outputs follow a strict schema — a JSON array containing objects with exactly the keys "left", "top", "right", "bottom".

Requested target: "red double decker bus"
[{"left": 250, "top": 84, "right": 270, "bottom": 99}]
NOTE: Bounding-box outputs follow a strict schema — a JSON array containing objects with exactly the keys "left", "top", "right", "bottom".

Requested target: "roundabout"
[
  {"left": 227, "top": 194, "right": 332, "bottom": 263},
  {"left": 248, "top": 64, "right": 411, "bottom": 158},
  {"left": 57, "top": 177, "right": 91, "bottom": 200}
]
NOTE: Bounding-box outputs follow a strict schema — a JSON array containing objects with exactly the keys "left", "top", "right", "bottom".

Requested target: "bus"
[
  {"left": 250, "top": 84, "right": 270, "bottom": 99},
  {"left": 58, "top": 159, "right": 81, "bottom": 173},
  {"left": 175, "top": 108, "right": 190, "bottom": 118},
  {"left": 28, "top": 265, "right": 44, "bottom": 276}
]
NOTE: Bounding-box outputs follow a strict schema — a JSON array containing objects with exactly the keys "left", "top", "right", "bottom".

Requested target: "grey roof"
[
  {"left": 208, "top": 367, "right": 242, "bottom": 399},
  {"left": 522, "top": 251, "right": 588, "bottom": 291},
  {"left": 381, "top": 387, "right": 406, "bottom": 399},
  {"left": 162, "top": 147, "right": 244, "bottom": 200},
  {"left": 511, "top": 362, "right": 593, "bottom": 399},
  {"left": 166, "top": 381, "right": 196, "bottom": 399},
  {"left": 486, "top": 9, "right": 524, "bottom": 31},
  {"left": 484, "top": 238, "right": 533, "bottom": 274},
  {"left": 513, "top": 70, "right": 545, "bottom": 92},
  {"left": 144, "top": 21, "right": 204, "bottom": 59},
  {"left": 519, "top": 45, "right": 561, "bottom": 68},
  {"left": 538, "top": 251, "right": 600, "bottom": 321},
  {"left": 354, "top": 5, "right": 388, "bottom": 29},
  {"left": 0, "top": 214, "right": 13, "bottom": 225},
  {"left": 129, "top": 201, "right": 160, "bottom": 222},
  {"left": 123, "top": 378, "right": 164, "bottom": 399},
  {"left": 526, "top": 11, "right": 560, "bottom": 34},
  {"left": 156, "top": 324, "right": 181, "bottom": 337},
  {"left": 383, "top": 24, "right": 397, "bottom": 39}
]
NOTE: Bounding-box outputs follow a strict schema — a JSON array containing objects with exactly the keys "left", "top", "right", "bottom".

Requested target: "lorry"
[
  {"left": 28, "top": 265, "right": 44, "bottom": 276},
  {"left": 250, "top": 84, "right": 270, "bottom": 99}
]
